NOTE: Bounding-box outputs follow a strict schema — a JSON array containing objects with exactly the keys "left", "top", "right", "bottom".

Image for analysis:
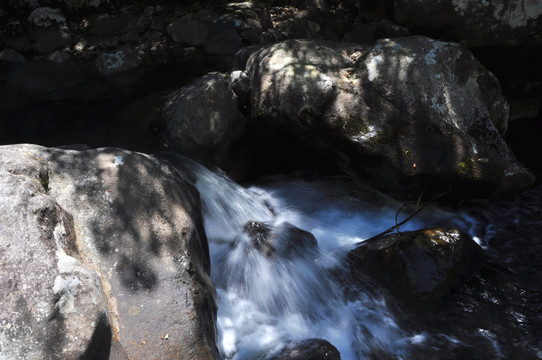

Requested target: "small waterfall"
[{"left": 174, "top": 159, "right": 430, "bottom": 359}]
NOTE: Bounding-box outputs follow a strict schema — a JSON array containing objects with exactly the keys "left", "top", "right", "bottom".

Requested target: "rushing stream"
[{"left": 173, "top": 157, "right": 542, "bottom": 359}]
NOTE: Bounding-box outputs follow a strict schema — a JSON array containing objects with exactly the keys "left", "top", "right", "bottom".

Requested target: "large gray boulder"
[
  {"left": 0, "top": 144, "right": 219, "bottom": 360},
  {"left": 0, "top": 146, "right": 110, "bottom": 359},
  {"left": 394, "top": 0, "right": 542, "bottom": 46},
  {"left": 347, "top": 228, "right": 486, "bottom": 311},
  {"left": 163, "top": 72, "right": 248, "bottom": 176},
  {"left": 246, "top": 37, "right": 534, "bottom": 200}
]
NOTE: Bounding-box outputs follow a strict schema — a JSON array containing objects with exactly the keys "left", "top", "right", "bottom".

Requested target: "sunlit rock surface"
[
  {"left": 0, "top": 144, "right": 219, "bottom": 360},
  {"left": 246, "top": 37, "right": 534, "bottom": 200},
  {"left": 0, "top": 145, "right": 110, "bottom": 359}
]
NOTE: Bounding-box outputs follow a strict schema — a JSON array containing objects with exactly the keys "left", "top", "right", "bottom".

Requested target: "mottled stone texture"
[
  {"left": 246, "top": 37, "right": 534, "bottom": 200},
  {"left": 0, "top": 144, "right": 219, "bottom": 360}
]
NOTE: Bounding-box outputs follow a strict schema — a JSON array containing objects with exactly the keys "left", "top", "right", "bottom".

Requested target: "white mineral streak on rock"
[{"left": 366, "top": 54, "right": 383, "bottom": 81}]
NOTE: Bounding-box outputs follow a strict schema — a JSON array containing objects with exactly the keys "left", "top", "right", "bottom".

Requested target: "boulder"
[
  {"left": 166, "top": 2, "right": 272, "bottom": 54},
  {"left": 95, "top": 46, "right": 141, "bottom": 75},
  {"left": 0, "top": 144, "right": 219, "bottom": 360},
  {"left": 230, "top": 70, "right": 251, "bottom": 108},
  {"left": 0, "top": 146, "right": 110, "bottom": 359},
  {"left": 246, "top": 37, "right": 534, "bottom": 200},
  {"left": 394, "top": 0, "right": 542, "bottom": 46},
  {"left": 46, "top": 50, "right": 71, "bottom": 63},
  {"left": 267, "top": 338, "right": 341, "bottom": 360},
  {"left": 27, "top": 7, "right": 71, "bottom": 54},
  {"left": 0, "top": 20, "right": 33, "bottom": 53},
  {"left": 243, "top": 221, "right": 318, "bottom": 258},
  {"left": 0, "top": 48, "right": 26, "bottom": 63},
  {"left": 347, "top": 228, "right": 486, "bottom": 311},
  {"left": 162, "top": 72, "right": 248, "bottom": 176}
]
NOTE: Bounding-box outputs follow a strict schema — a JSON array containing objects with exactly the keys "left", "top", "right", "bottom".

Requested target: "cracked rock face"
[
  {"left": 0, "top": 144, "right": 219, "bottom": 360},
  {"left": 0, "top": 147, "right": 110, "bottom": 360}
]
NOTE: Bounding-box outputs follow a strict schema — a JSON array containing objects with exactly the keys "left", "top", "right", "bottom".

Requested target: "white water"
[{"left": 177, "top": 159, "right": 480, "bottom": 359}]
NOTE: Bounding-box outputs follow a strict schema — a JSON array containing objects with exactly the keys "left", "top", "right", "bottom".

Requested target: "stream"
[
  {"left": 178, "top": 158, "right": 542, "bottom": 360},
  {"left": 1, "top": 58, "right": 540, "bottom": 359}
]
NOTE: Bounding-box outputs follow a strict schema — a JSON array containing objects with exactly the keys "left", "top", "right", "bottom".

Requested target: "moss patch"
[
  {"left": 341, "top": 117, "right": 370, "bottom": 136},
  {"left": 456, "top": 159, "right": 475, "bottom": 176}
]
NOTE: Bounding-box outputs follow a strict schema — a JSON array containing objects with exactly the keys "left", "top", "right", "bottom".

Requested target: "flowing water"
[{"left": 174, "top": 158, "right": 542, "bottom": 359}]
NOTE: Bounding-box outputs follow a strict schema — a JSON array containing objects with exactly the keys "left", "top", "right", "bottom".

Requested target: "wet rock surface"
[
  {"left": 243, "top": 221, "right": 318, "bottom": 258},
  {"left": 267, "top": 338, "right": 341, "bottom": 360},
  {"left": 347, "top": 228, "right": 486, "bottom": 311}
]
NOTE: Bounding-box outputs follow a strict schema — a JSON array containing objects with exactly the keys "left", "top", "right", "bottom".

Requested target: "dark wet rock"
[
  {"left": 122, "top": 7, "right": 154, "bottom": 34},
  {"left": 0, "top": 20, "right": 33, "bottom": 52},
  {"left": 246, "top": 37, "right": 534, "bottom": 200},
  {"left": 166, "top": 2, "right": 271, "bottom": 55},
  {"left": 0, "top": 146, "right": 111, "bottom": 359},
  {"left": 267, "top": 338, "right": 341, "bottom": 360},
  {"left": 230, "top": 70, "right": 251, "bottom": 108},
  {"left": 167, "top": 13, "right": 211, "bottom": 46},
  {"left": 243, "top": 221, "right": 318, "bottom": 258},
  {"left": 27, "top": 7, "right": 72, "bottom": 54},
  {"left": 46, "top": 49, "right": 71, "bottom": 63},
  {"left": 93, "top": 13, "right": 131, "bottom": 37},
  {"left": 343, "top": 20, "right": 410, "bottom": 44},
  {"left": 92, "top": 7, "right": 153, "bottom": 37},
  {"left": 0, "top": 144, "right": 219, "bottom": 360},
  {"left": 394, "top": 0, "right": 542, "bottom": 46},
  {"left": 162, "top": 72, "right": 248, "bottom": 175},
  {"left": 347, "top": 228, "right": 486, "bottom": 311},
  {"left": 95, "top": 46, "right": 141, "bottom": 75},
  {"left": 232, "top": 44, "right": 265, "bottom": 70},
  {"left": 0, "top": 48, "right": 26, "bottom": 63},
  {"left": 204, "top": 28, "right": 243, "bottom": 56}
]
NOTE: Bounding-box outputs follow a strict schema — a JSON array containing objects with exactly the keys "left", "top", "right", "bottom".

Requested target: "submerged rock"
[
  {"left": 347, "top": 228, "right": 486, "bottom": 311},
  {"left": 267, "top": 338, "right": 341, "bottom": 360},
  {"left": 246, "top": 37, "right": 534, "bottom": 200},
  {"left": 243, "top": 221, "right": 318, "bottom": 258},
  {"left": 0, "top": 144, "right": 219, "bottom": 360}
]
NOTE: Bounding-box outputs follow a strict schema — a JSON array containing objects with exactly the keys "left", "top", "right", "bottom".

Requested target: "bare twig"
[{"left": 365, "top": 187, "right": 451, "bottom": 243}]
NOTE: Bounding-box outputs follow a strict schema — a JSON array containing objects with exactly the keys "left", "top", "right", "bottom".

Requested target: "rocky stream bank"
[{"left": 1, "top": 0, "right": 541, "bottom": 359}]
